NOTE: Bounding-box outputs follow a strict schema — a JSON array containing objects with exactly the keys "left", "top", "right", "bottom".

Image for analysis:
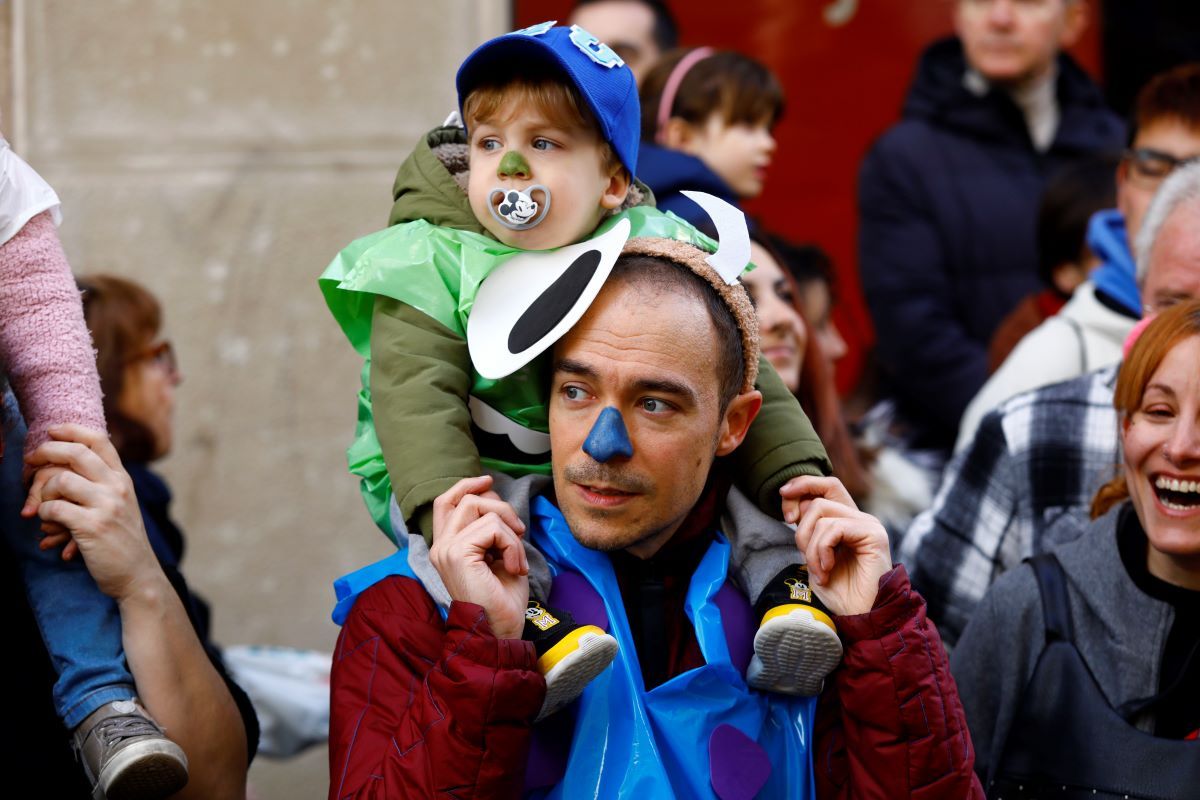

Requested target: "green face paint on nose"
[{"left": 498, "top": 150, "right": 531, "bottom": 177}]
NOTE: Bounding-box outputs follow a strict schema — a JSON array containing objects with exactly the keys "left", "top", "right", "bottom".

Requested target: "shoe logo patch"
[
  {"left": 784, "top": 577, "right": 812, "bottom": 603},
  {"left": 526, "top": 604, "right": 560, "bottom": 631}
]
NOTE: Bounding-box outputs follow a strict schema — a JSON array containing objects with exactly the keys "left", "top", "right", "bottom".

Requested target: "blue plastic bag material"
[
  {"left": 329, "top": 494, "right": 817, "bottom": 798},
  {"left": 528, "top": 495, "right": 816, "bottom": 800},
  {"left": 330, "top": 537, "right": 425, "bottom": 626}
]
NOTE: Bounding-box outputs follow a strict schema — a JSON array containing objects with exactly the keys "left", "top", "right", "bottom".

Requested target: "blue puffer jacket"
[{"left": 858, "top": 37, "right": 1124, "bottom": 449}]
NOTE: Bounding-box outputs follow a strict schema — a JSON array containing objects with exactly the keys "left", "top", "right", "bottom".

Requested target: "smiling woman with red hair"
[{"left": 953, "top": 299, "right": 1200, "bottom": 795}]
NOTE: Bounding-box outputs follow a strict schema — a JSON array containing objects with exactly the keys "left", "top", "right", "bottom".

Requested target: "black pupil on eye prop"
[{"left": 508, "top": 250, "right": 602, "bottom": 354}]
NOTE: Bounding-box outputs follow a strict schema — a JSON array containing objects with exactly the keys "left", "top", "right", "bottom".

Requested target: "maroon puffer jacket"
[{"left": 329, "top": 566, "right": 983, "bottom": 799}]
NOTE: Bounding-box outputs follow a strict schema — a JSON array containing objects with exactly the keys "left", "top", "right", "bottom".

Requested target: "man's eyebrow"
[
  {"left": 632, "top": 377, "right": 697, "bottom": 405},
  {"left": 553, "top": 358, "right": 599, "bottom": 380}
]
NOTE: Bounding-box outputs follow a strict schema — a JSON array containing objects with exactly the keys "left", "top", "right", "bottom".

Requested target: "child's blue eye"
[
  {"left": 480, "top": 139, "right": 501, "bottom": 151},
  {"left": 532, "top": 138, "right": 555, "bottom": 151}
]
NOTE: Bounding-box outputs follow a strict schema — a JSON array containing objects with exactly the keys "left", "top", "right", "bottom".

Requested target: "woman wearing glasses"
[
  {"left": 952, "top": 63, "right": 1200, "bottom": 452},
  {"left": 10, "top": 274, "right": 258, "bottom": 798}
]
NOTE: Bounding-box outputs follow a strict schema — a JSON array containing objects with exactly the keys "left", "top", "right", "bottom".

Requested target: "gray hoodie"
[{"left": 951, "top": 504, "right": 1173, "bottom": 779}]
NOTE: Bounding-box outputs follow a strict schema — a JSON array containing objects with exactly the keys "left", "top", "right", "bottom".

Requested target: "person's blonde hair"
[
  {"left": 462, "top": 77, "right": 624, "bottom": 178},
  {"left": 1091, "top": 299, "right": 1200, "bottom": 518}
]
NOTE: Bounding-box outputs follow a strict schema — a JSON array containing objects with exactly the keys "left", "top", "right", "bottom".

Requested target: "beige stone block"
[
  {"left": 17, "top": 0, "right": 507, "bottom": 162},
  {"left": 5, "top": 1, "right": 510, "bottom": 793},
  {"left": 48, "top": 167, "right": 399, "bottom": 650}
]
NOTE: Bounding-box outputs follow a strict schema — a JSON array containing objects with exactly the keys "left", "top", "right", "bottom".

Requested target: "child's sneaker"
[
  {"left": 72, "top": 699, "right": 189, "bottom": 800},
  {"left": 525, "top": 600, "right": 618, "bottom": 721},
  {"left": 746, "top": 564, "right": 843, "bottom": 696}
]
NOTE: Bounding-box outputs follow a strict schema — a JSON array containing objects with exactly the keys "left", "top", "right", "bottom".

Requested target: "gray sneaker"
[{"left": 72, "top": 700, "right": 189, "bottom": 800}]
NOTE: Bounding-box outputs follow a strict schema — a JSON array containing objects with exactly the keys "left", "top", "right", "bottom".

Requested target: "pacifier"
[{"left": 488, "top": 184, "right": 552, "bottom": 230}]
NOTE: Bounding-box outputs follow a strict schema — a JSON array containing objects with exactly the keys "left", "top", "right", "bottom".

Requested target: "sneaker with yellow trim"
[
  {"left": 524, "top": 600, "right": 618, "bottom": 721},
  {"left": 746, "top": 565, "right": 843, "bottom": 696}
]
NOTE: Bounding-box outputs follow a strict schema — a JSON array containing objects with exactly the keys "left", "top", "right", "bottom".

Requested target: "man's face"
[
  {"left": 467, "top": 97, "right": 628, "bottom": 251},
  {"left": 1118, "top": 119, "right": 1200, "bottom": 245},
  {"left": 954, "top": 0, "right": 1083, "bottom": 88},
  {"left": 1142, "top": 198, "right": 1200, "bottom": 315},
  {"left": 549, "top": 276, "right": 758, "bottom": 558},
  {"left": 570, "top": 1, "right": 661, "bottom": 86}
]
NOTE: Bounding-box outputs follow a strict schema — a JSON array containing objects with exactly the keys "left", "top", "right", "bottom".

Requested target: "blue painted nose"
[{"left": 583, "top": 407, "right": 633, "bottom": 462}]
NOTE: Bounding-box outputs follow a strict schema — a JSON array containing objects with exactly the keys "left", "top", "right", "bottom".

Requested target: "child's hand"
[{"left": 22, "top": 464, "right": 79, "bottom": 560}]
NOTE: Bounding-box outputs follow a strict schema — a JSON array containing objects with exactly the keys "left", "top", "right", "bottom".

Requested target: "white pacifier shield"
[
  {"left": 489, "top": 184, "right": 552, "bottom": 230},
  {"left": 468, "top": 217, "right": 631, "bottom": 379}
]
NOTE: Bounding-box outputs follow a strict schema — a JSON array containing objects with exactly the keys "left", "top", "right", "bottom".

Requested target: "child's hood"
[{"left": 387, "top": 124, "right": 656, "bottom": 236}]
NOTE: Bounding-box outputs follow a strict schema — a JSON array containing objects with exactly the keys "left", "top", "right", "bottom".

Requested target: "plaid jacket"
[{"left": 898, "top": 365, "right": 1120, "bottom": 646}]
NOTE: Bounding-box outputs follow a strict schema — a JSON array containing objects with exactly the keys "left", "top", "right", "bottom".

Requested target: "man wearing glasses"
[
  {"left": 902, "top": 63, "right": 1200, "bottom": 648},
  {"left": 955, "top": 64, "right": 1200, "bottom": 449}
]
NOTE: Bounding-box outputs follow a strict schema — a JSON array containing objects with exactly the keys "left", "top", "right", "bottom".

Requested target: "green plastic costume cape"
[{"left": 321, "top": 125, "right": 831, "bottom": 540}]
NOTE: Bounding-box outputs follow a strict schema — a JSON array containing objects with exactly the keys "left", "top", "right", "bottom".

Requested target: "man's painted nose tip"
[{"left": 583, "top": 407, "right": 634, "bottom": 462}]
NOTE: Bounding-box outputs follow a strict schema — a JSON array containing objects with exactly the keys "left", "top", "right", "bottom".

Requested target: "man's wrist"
[
  {"left": 114, "top": 569, "right": 174, "bottom": 614},
  {"left": 447, "top": 601, "right": 536, "bottom": 666},
  {"left": 833, "top": 566, "right": 917, "bottom": 642}
]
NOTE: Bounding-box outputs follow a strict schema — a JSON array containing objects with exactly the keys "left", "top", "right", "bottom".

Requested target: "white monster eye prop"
[
  {"left": 468, "top": 217, "right": 631, "bottom": 379},
  {"left": 466, "top": 191, "right": 749, "bottom": 380},
  {"left": 489, "top": 185, "right": 552, "bottom": 230}
]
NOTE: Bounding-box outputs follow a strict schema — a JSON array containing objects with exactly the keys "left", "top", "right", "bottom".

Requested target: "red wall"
[{"left": 514, "top": 1, "right": 1103, "bottom": 391}]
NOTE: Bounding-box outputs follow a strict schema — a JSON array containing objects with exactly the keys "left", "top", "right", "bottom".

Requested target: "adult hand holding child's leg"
[
  {"left": 26, "top": 422, "right": 248, "bottom": 800},
  {"left": 26, "top": 424, "right": 160, "bottom": 600}
]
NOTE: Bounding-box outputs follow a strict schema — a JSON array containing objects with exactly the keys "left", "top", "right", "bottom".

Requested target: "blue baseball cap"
[{"left": 456, "top": 21, "right": 640, "bottom": 176}]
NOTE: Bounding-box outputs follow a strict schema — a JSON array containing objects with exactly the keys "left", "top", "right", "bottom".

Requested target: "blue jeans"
[{"left": 2, "top": 391, "right": 133, "bottom": 727}]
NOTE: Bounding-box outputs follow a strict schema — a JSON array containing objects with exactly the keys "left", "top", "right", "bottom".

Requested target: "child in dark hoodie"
[{"left": 636, "top": 48, "right": 782, "bottom": 232}]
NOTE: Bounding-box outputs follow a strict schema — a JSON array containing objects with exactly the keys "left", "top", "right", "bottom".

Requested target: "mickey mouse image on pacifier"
[
  {"left": 491, "top": 186, "right": 552, "bottom": 229},
  {"left": 488, "top": 152, "right": 552, "bottom": 230}
]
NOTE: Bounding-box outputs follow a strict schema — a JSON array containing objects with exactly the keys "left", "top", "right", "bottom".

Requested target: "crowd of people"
[{"left": 3, "top": 0, "right": 1199, "bottom": 798}]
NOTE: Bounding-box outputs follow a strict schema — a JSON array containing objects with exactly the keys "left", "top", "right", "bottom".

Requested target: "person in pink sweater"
[{"left": 0, "top": 135, "right": 189, "bottom": 799}]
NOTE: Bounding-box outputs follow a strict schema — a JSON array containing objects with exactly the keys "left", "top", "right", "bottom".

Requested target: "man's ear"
[
  {"left": 600, "top": 167, "right": 632, "bottom": 210},
  {"left": 1059, "top": 0, "right": 1088, "bottom": 49},
  {"left": 715, "top": 389, "right": 763, "bottom": 457}
]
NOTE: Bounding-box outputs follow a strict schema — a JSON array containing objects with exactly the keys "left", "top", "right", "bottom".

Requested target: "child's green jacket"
[{"left": 319, "top": 126, "right": 831, "bottom": 538}]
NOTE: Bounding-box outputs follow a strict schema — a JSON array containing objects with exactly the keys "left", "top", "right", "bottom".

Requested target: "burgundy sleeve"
[
  {"left": 0, "top": 211, "right": 106, "bottom": 456},
  {"left": 328, "top": 576, "right": 545, "bottom": 800},
  {"left": 813, "top": 566, "right": 985, "bottom": 800}
]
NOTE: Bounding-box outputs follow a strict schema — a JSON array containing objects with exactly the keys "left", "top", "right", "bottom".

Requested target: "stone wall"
[{"left": 2, "top": 0, "right": 507, "bottom": 794}]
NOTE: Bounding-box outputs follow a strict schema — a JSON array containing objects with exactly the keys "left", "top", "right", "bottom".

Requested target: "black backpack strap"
[{"left": 1029, "top": 553, "right": 1074, "bottom": 643}]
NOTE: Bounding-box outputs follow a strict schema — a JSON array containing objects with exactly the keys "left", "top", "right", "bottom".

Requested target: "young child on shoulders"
[{"left": 321, "top": 22, "right": 841, "bottom": 719}]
